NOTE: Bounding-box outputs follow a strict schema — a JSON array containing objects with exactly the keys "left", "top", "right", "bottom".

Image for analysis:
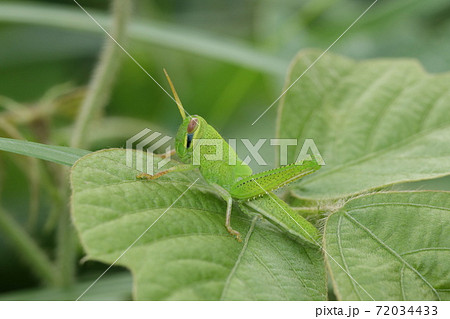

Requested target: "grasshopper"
[{"left": 137, "top": 70, "right": 321, "bottom": 244}]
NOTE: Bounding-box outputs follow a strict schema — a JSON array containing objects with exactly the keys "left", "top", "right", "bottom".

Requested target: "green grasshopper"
[{"left": 137, "top": 70, "right": 321, "bottom": 244}]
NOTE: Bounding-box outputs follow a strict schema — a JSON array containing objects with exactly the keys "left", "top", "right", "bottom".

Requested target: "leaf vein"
[
  {"left": 337, "top": 214, "right": 363, "bottom": 300},
  {"left": 220, "top": 216, "right": 258, "bottom": 300},
  {"left": 343, "top": 212, "right": 441, "bottom": 300},
  {"left": 250, "top": 250, "right": 289, "bottom": 300}
]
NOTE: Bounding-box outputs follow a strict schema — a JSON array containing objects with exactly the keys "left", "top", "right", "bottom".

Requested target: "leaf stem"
[
  {"left": 55, "top": 173, "right": 76, "bottom": 287},
  {"left": 0, "top": 206, "right": 59, "bottom": 286},
  {"left": 70, "top": 0, "right": 132, "bottom": 149}
]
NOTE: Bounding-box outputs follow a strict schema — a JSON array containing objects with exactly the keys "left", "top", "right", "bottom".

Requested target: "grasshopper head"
[{"left": 175, "top": 115, "right": 207, "bottom": 164}]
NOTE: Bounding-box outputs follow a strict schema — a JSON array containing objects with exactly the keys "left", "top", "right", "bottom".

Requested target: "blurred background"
[{"left": 0, "top": 0, "right": 449, "bottom": 300}]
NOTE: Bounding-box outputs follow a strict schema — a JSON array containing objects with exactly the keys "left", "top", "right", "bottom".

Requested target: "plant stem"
[
  {"left": 59, "top": 0, "right": 132, "bottom": 287},
  {"left": 70, "top": 0, "right": 132, "bottom": 149},
  {"left": 55, "top": 172, "right": 76, "bottom": 287},
  {"left": 0, "top": 206, "right": 59, "bottom": 286}
]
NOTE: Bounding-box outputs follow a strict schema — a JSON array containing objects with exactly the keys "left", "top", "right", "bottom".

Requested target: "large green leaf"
[
  {"left": 0, "top": 137, "right": 90, "bottom": 166},
  {"left": 70, "top": 149, "right": 326, "bottom": 300},
  {"left": 277, "top": 50, "right": 450, "bottom": 199},
  {"left": 324, "top": 191, "right": 450, "bottom": 301}
]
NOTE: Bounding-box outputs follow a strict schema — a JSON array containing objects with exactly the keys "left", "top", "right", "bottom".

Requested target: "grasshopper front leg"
[
  {"left": 154, "top": 149, "right": 176, "bottom": 159},
  {"left": 212, "top": 184, "right": 242, "bottom": 242},
  {"left": 137, "top": 164, "right": 194, "bottom": 180}
]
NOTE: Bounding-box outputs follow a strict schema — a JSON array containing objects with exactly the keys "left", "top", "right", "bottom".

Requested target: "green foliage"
[
  {"left": 70, "top": 149, "right": 326, "bottom": 300},
  {"left": 0, "top": 273, "right": 132, "bottom": 301},
  {"left": 0, "top": 137, "right": 89, "bottom": 166},
  {"left": 325, "top": 191, "right": 450, "bottom": 301},
  {"left": 278, "top": 50, "right": 450, "bottom": 199},
  {"left": 0, "top": 2, "right": 286, "bottom": 75},
  {"left": 69, "top": 52, "right": 450, "bottom": 300},
  {"left": 1, "top": 0, "right": 450, "bottom": 302}
]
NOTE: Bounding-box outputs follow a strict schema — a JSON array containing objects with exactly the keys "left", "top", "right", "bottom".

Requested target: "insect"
[{"left": 137, "top": 70, "right": 321, "bottom": 244}]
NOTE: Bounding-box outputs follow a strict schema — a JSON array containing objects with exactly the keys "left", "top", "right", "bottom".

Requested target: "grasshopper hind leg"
[
  {"left": 212, "top": 184, "right": 242, "bottom": 242},
  {"left": 225, "top": 197, "right": 242, "bottom": 242}
]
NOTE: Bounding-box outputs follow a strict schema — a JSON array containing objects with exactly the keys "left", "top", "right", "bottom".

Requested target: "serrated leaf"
[
  {"left": 0, "top": 137, "right": 90, "bottom": 166},
  {"left": 70, "top": 149, "right": 326, "bottom": 300},
  {"left": 277, "top": 50, "right": 450, "bottom": 199},
  {"left": 324, "top": 191, "right": 450, "bottom": 301}
]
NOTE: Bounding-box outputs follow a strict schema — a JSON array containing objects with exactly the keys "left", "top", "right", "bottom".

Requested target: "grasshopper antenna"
[{"left": 163, "top": 68, "right": 186, "bottom": 119}]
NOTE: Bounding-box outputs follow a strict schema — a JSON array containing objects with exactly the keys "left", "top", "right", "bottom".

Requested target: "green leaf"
[
  {"left": 277, "top": 50, "right": 450, "bottom": 199},
  {"left": 0, "top": 272, "right": 132, "bottom": 301},
  {"left": 324, "top": 191, "right": 450, "bottom": 301},
  {"left": 70, "top": 149, "right": 326, "bottom": 300},
  {"left": 0, "top": 137, "right": 90, "bottom": 166}
]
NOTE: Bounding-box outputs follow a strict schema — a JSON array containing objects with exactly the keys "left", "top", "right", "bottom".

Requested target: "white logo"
[
  {"left": 125, "top": 129, "right": 325, "bottom": 175},
  {"left": 126, "top": 129, "right": 173, "bottom": 174}
]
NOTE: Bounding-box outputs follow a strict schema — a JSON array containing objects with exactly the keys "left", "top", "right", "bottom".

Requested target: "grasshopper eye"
[
  {"left": 186, "top": 117, "right": 199, "bottom": 148},
  {"left": 186, "top": 133, "right": 194, "bottom": 149},
  {"left": 187, "top": 117, "right": 199, "bottom": 134}
]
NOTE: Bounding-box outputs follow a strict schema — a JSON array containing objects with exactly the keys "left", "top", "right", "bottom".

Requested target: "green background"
[{"left": 0, "top": 0, "right": 449, "bottom": 300}]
